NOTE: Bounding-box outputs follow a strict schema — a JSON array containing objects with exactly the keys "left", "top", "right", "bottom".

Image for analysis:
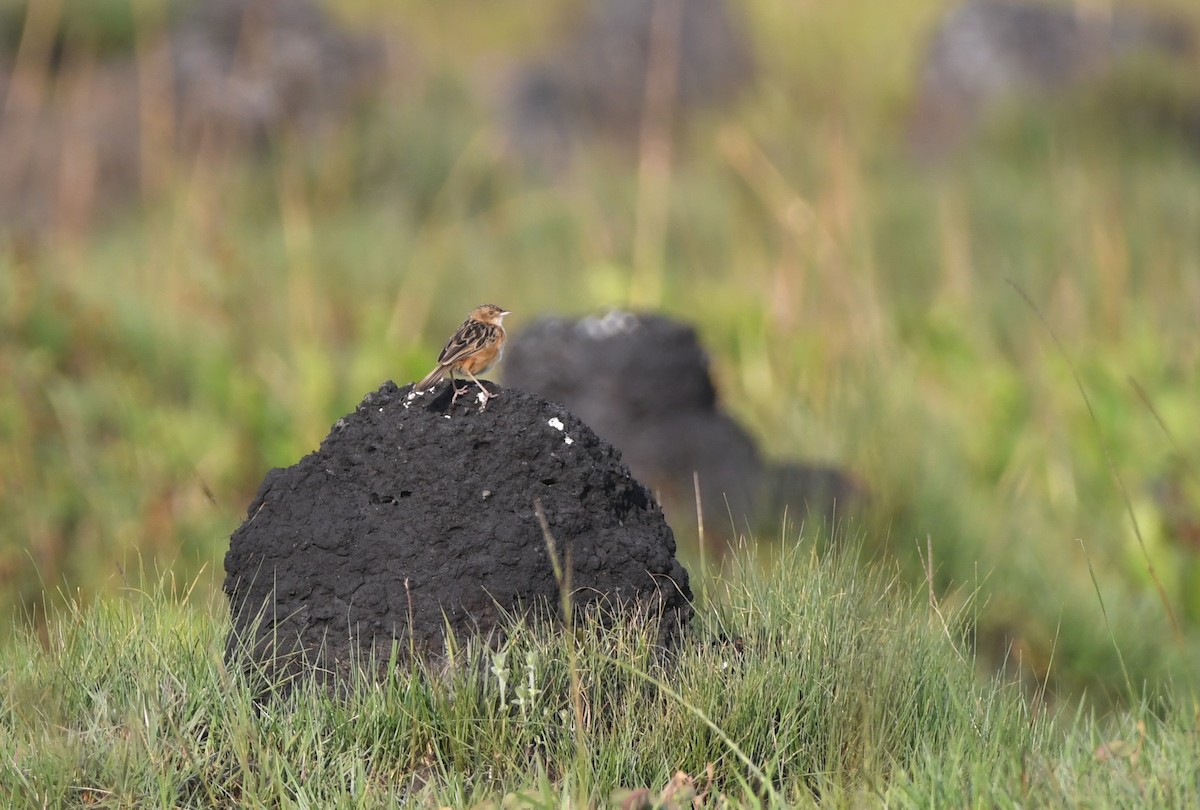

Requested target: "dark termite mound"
[
  {"left": 223, "top": 380, "right": 692, "bottom": 686},
  {"left": 503, "top": 311, "right": 865, "bottom": 557}
]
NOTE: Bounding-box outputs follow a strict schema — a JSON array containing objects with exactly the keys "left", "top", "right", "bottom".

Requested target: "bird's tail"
[{"left": 414, "top": 365, "right": 448, "bottom": 393}]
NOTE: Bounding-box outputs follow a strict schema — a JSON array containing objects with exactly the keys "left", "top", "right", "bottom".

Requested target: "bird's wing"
[{"left": 436, "top": 319, "right": 498, "bottom": 366}]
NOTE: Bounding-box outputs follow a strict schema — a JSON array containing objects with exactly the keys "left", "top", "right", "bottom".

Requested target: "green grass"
[{"left": 4, "top": 540, "right": 1196, "bottom": 807}]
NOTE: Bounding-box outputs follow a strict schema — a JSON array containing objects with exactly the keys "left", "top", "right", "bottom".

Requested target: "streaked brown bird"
[{"left": 415, "top": 304, "right": 511, "bottom": 406}]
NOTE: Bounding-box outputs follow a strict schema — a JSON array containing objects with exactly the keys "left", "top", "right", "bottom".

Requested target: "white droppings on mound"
[
  {"left": 548, "top": 416, "right": 575, "bottom": 445},
  {"left": 579, "top": 309, "right": 638, "bottom": 340}
]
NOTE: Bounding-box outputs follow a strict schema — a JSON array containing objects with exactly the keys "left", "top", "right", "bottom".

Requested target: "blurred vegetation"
[
  {"left": 0, "top": 0, "right": 172, "bottom": 57},
  {"left": 2, "top": 0, "right": 1200, "bottom": 718}
]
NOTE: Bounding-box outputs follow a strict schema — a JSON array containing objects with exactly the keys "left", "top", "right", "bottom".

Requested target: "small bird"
[{"left": 415, "top": 304, "right": 511, "bottom": 407}]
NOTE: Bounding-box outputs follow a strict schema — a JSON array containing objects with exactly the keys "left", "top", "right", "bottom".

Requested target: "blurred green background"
[{"left": 2, "top": 0, "right": 1199, "bottom": 713}]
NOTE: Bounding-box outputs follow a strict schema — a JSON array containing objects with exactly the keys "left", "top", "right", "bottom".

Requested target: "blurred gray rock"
[
  {"left": 503, "top": 0, "right": 755, "bottom": 169},
  {"left": 169, "top": 0, "right": 385, "bottom": 149},
  {"left": 0, "top": 0, "right": 386, "bottom": 236},
  {"left": 908, "top": 0, "right": 1196, "bottom": 160},
  {"left": 504, "top": 311, "right": 863, "bottom": 557}
]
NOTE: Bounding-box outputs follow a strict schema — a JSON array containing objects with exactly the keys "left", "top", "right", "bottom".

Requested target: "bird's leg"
[
  {"left": 463, "top": 369, "right": 496, "bottom": 410},
  {"left": 449, "top": 370, "right": 470, "bottom": 404}
]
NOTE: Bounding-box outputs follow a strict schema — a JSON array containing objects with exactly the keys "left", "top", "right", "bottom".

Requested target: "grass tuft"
[{"left": 3, "top": 539, "right": 1197, "bottom": 805}]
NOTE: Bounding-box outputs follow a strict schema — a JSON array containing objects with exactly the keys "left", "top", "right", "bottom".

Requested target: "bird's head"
[{"left": 472, "top": 304, "right": 511, "bottom": 325}]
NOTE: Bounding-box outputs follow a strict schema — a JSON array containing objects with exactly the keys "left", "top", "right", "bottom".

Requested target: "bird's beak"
[{"left": 501, "top": 310, "right": 511, "bottom": 316}]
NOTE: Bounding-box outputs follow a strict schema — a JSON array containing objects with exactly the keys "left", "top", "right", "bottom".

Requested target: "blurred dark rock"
[
  {"left": 224, "top": 380, "right": 692, "bottom": 687},
  {"left": 758, "top": 461, "right": 864, "bottom": 529},
  {"left": 0, "top": 0, "right": 386, "bottom": 236},
  {"left": 502, "top": 0, "right": 755, "bottom": 169},
  {"left": 908, "top": 0, "right": 1197, "bottom": 160},
  {"left": 504, "top": 311, "right": 864, "bottom": 556},
  {"left": 169, "top": 0, "right": 385, "bottom": 150}
]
